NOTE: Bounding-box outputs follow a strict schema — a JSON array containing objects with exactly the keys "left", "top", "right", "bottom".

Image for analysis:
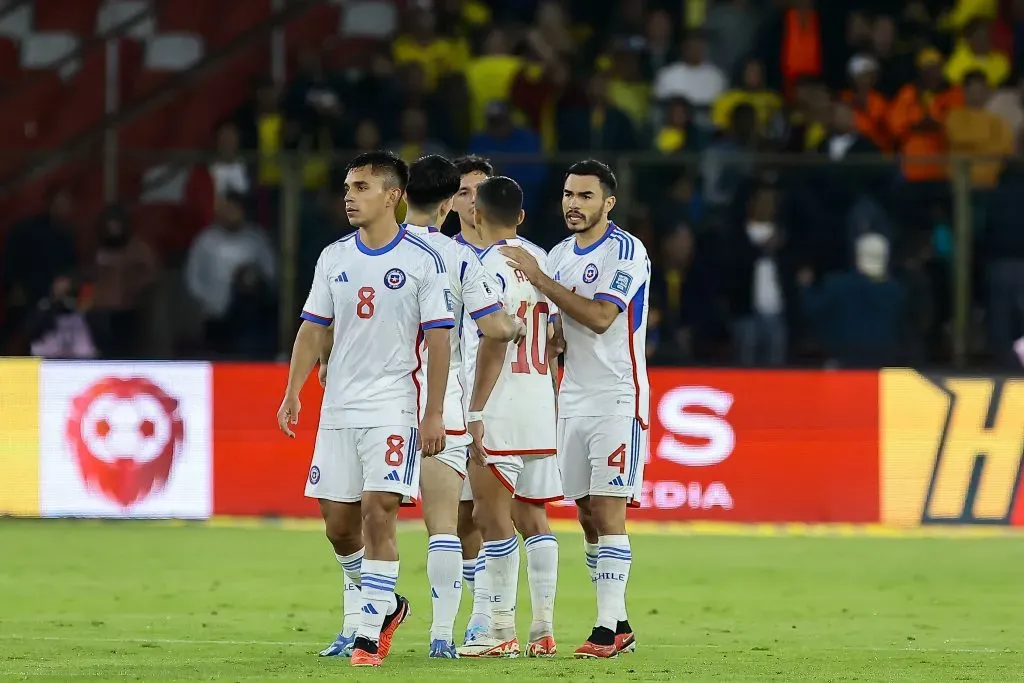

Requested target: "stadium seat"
[
  {"left": 285, "top": 3, "right": 342, "bottom": 53},
  {"left": 210, "top": 0, "right": 272, "bottom": 47},
  {"left": 0, "top": 1, "right": 32, "bottom": 42},
  {"left": 20, "top": 32, "right": 80, "bottom": 77},
  {"left": 43, "top": 48, "right": 106, "bottom": 145},
  {"left": 0, "top": 35, "right": 20, "bottom": 83},
  {"left": 144, "top": 33, "right": 204, "bottom": 70},
  {"left": 157, "top": 0, "right": 215, "bottom": 36},
  {"left": 95, "top": 0, "right": 155, "bottom": 39},
  {"left": 35, "top": 0, "right": 104, "bottom": 35},
  {"left": 341, "top": 0, "right": 398, "bottom": 39}
]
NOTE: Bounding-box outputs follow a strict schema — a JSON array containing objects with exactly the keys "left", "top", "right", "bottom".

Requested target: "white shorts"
[
  {"left": 305, "top": 426, "right": 421, "bottom": 504},
  {"left": 487, "top": 455, "right": 563, "bottom": 504},
  {"left": 433, "top": 434, "right": 470, "bottom": 479},
  {"left": 557, "top": 416, "right": 646, "bottom": 505},
  {"left": 460, "top": 476, "right": 474, "bottom": 503}
]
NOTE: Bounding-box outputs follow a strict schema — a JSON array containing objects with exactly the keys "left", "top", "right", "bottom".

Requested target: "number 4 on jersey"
[{"left": 510, "top": 301, "right": 549, "bottom": 375}]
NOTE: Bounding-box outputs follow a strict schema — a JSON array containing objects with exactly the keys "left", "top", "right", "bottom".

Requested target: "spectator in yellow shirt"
[
  {"left": 392, "top": 8, "right": 470, "bottom": 91},
  {"left": 945, "top": 18, "right": 1010, "bottom": 86},
  {"left": 465, "top": 27, "right": 524, "bottom": 133},
  {"left": 711, "top": 59, "right": 783, "bottom": 134},
  {"left": 945, "top": 69, "right": 1014, "bottom": 189}
]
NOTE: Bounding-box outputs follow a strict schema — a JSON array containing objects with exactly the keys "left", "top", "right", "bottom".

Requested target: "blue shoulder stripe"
[
  {"left": 609, "top": 230, "right": 634, "bottom": 260},
  {"left": 403, "top": 233, "right": 446, "bottom": 273}
]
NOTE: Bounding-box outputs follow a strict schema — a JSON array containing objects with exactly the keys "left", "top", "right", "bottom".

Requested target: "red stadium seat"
[
  {"left": 34, "top": 0, "right": 104, "bottom": 35},
  {"left": 0, "top": 36, "right": 21, "bottom": 83},
  {"left": 285, "top": 3, "right": 341, "bottom": 53}
]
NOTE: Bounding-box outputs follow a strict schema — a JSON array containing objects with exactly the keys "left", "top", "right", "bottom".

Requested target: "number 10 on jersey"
[{"left": 511, "top": 301, "right": 549, "bottom": 375}]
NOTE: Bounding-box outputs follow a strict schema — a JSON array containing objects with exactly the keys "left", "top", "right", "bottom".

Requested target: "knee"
[
  {"left": 513, "top": 504, "right": 548, "bottom": 539},
  {"left": 457, "top": 503, "right": 477, "bottom": 539},
  {"left": 361, "top": 501, "right": 396, "bottom": 540},
  {"left": 325, "top": 521, "right": 361, "bottom": 554}
]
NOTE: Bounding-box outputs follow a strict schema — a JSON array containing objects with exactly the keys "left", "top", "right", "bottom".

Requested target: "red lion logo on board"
[{"left": 65, "top": 377, "right": 185, "bottom": 507}]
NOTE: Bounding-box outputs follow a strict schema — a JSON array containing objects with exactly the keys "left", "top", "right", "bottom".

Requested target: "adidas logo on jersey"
[
  {"left": 385, "top": 470, "right": 401, "bottom": 482},
  {"left": 431, "top": 587, "right": 439, "bottom": 598},
  {"left": 609, "top": 476, "right": 624, "bottom": 487},
  {"left": 334, "top": 272, "right": 349, "bottom": 283}
]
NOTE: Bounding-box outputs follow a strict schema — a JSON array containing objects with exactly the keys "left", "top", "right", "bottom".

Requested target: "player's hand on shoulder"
[
  {"left": 499, "top": 245, "right": 542, "bottom": 281},
  {"left": 467, "top": 418, "right": 487, "bottom": 467},
  {"left": 419, "top": 412, "right": 446, "bottom": 457},
  {"left": 277, "top": 393, "right": 300, "bottom": 438}
]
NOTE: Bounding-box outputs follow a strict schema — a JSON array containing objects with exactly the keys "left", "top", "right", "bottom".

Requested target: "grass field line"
[{"left": 0, "top": 634, "right": 1011, "bottom": 655}]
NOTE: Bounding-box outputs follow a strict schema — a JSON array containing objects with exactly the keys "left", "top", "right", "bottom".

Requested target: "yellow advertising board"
[
  {"left": 881, "top": 369, "right": 1024, "bottom": 526},
  {"left": 0, "top": 358, "right": 40, "bottom": 516}
]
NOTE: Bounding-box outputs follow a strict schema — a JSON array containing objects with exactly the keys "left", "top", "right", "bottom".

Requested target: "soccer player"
[
  {"left": 458, "top": 176, "right": 562, "bottom": 658},
  {"left": 450, "top": 155, "right": 496, "bottom": 644},
  {"left": 277, "top": 151, "right": 453, "bottom": 668},
  {"left": 401, "top": 155, "right": 524, "bottom": 658},
  {"left": 501, "top": 160, "right": 649, "bottom": 658}
]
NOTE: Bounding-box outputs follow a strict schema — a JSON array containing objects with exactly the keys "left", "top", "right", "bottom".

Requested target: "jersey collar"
[
  {"left": 573, "top": 221, "right": 616, "bottom": 256},
  {"left": 455, "top": 232, "right": 485, "bottom": 254},
  {"left": 401, "top": 223, "right": 440, "bottom": 234},
  {"left": 356, "top": 225, "right": 405, "bottom": 255}
]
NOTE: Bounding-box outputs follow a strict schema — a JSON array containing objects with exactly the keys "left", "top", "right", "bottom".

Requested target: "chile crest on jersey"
[
  {"left": 582, "top": 263, "right": 599, "bottom": 283},
  {"left": 384, "top": 267, "right": 407, "bottom": 290}
]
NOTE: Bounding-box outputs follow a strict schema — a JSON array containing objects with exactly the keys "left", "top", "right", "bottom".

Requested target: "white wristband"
[{"left": 467, "top": 411, "right": 484, "bottom": 423}]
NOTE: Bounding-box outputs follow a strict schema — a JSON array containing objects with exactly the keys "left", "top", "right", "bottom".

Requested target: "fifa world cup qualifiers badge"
[{"left": 610, "top": 270, "right": 633, "bottom": 295}]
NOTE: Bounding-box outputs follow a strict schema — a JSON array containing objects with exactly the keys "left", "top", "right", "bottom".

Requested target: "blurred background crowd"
[{"left": 3, "top": 0, "right": 1024, "bottom": 370}]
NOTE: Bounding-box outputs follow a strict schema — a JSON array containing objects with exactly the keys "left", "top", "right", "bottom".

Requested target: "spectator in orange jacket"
[
  {"left": 842, "top": 54, "right": 892, "bottom": 151},
  {"left": 888, "top": 48, "right": 964, "bottom": 182}
]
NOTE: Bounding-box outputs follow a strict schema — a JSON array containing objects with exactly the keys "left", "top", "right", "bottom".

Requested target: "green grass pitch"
[{"left": 1, "top": 519, "right": 1023, "bottom": 681}]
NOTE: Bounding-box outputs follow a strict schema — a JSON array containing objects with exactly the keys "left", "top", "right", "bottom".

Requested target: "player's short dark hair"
[
  {"left": 345, "top": 151, "right": 409, "bottom": 191},
  {"left": 475, "top": 176, "right": 523, "bottom": 226},
  {"left": 405, "top": 155, "right": 461, "bottom": 208},
  {"left": 565, "top": 159, "right": 617, "bottom": 195},
  {"left": 453, "top": 155, "right": 494, "bottom": 177}
]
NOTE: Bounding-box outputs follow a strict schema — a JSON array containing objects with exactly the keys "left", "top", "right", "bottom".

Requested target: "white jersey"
[
  {"left": 477, "top": 237, "right": 557, "bottom": 455},
  {"left": 301, "top": 227, "right": 456, "bottom": 429},
  {"left": 455, "top": 233, "right": 487, "bottom": 412},
  {"left": 547, "top": 222, "right": 651, "bottom": 427},
  {"left": 404, "top": 224, "right": 503, "bottom": 441}
]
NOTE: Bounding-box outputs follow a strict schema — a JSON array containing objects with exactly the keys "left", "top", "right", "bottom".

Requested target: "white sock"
[
  {"left": 583, "top": 540, "right": 598, "bottom": 585},
  {"left": 524, "top": 533, "right": 558, "bottom": 639},
  {"left": 468, "top": 549, "right": 490, "bottom": 631},
  {"left": 427, "top": 534, "right": 463, "bottom": 643},
  {"left": 595, "top": 535, "right": 631, "bottom": 632},
  {"left": 483, "top": 536, "right": 520, "bottom": 638},
  {"left": 462, "top": 558, "right": 476, "bottom": 596},
  {"left": 336, "top": 549, "right": 363, "bottom": 636},
  {"left": 357, "top": 559, "right": 399, "bottom": 642}
]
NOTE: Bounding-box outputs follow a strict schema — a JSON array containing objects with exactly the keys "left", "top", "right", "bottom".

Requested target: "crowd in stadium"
[{"left": 4, "top": 0, "right": 1024, "bottom": 369}]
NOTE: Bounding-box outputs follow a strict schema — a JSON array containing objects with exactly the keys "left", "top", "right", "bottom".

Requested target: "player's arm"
[
  {"left": 467, "top": 335, "right": 507, "bottom": 465},
  {"left": 279, "top": 254, "right": 334, "bottom": 437},
  {"left": 422, "top": 325, "right": 451, "bottom": 439},
  {"left": 461, "top": 255, "right": 523, "bottom": 342},
  {"left": 501, "top": 245, "right": 619, "bottom": 335},
  {"left": 418, "top": 264, "right": 457, "bottom": 456}
]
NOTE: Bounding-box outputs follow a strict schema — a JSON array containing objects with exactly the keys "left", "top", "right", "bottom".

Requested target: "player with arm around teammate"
[
  {"left": 458, "top": 176, "right": 563, "bottom": 659},
  {"left": 401, "top": 155, "right": 525, "bottom": 658},
  {"left": 450, "top": 155, "right": 498, "bottom": 645},
  {"left": 276, "top": 152, "right": 455, "bottom": 668},
  {"left": 502, "top": 160, "right": 649, "bottom": 658}
]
